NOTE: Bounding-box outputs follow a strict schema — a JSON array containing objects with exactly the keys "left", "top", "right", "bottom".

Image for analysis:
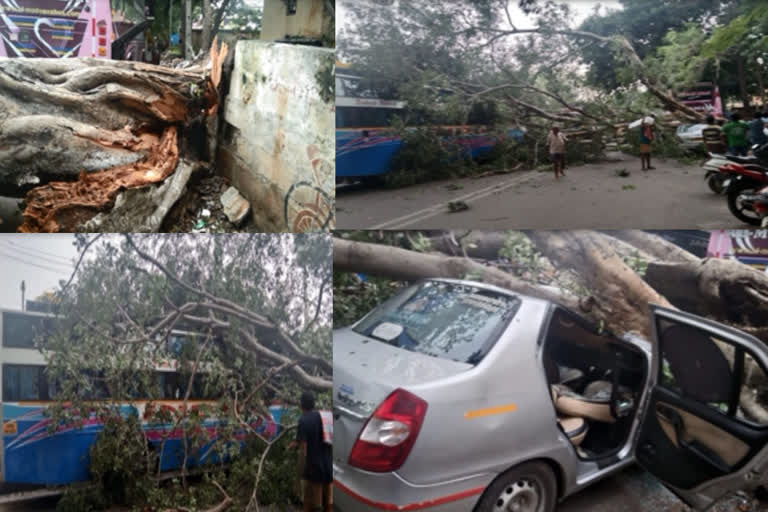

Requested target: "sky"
[
  {"left": 338, "top": 0, "right": 624, "bottom": 35},
  {"left": 0, "top": 234, "right": 78, "bottom": 310}
]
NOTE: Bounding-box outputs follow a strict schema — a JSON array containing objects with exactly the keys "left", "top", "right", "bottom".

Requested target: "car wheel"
[
  {"left": 474, "top": 461, "right": 557, "bottom": 512},
  {"left": 727, "top": 180, "right": 763, "bottom": 226}
]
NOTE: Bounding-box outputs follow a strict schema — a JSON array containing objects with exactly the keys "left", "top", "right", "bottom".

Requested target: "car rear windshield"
[{"left": 353, "top": 281, "right": 521, "bottom": 365}]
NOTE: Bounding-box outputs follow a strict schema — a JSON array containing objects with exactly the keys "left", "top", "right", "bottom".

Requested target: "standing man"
[
  {"left": 296, "top": 391, "right": 332, "bottom": 512},
  {"left": 547, "top": 126, "right": 567, "bottom": 179},
  {"left": 749, "top": 111, "right": 768, "bottom": 147},
  {"left": 639, "top": 117, "right": 656, "bottom": 171},
  {"left": 702, "top": 115, "right": 727, "bottom": 154},
  {"left": 723, "top": 112, "right": 750, "bottom": 156}
]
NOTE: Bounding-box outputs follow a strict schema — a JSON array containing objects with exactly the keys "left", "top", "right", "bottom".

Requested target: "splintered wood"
[
  {"left": 19, "top": 127, "right": 179, "bottom": 232},
  {"left": 0, "top": 40, "right": 229, "bottom": 232}
]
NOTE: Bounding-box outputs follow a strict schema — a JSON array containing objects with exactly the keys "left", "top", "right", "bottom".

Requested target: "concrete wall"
[
  {"left": 260, "top": 0, "right": 331, "bottom": 44},
  {"left": 217, "top": 40, "right": 334, "bottom": 232}
]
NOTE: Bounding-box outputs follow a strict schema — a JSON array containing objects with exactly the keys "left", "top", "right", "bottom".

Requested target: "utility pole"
[{"left": 20, "top": 280, "right": 25, "bottom": 311}]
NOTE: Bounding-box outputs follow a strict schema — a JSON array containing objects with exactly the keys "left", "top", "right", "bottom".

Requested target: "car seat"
[{"left": 552, "top": 381, "right": 615, "bottom": 424}]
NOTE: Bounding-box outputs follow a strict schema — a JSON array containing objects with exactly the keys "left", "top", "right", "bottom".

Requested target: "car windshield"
[{"left": 353, "top": 281, "right": 521, "bottom": 364}]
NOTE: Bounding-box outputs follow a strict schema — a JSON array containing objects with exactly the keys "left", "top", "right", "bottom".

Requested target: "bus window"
[
  {"left": 337, "top": 107, "right": 402, "bottom": 129},
  {"left": 3, "top": 364, "right": 49, "bottom": 401},
  {"left": 2, "top": 312, "right": 49, "bottom": 349}
]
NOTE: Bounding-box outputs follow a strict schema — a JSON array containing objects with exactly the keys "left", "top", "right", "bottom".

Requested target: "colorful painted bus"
[
  {"left": 0, "top": 309, "right": 286, "bottom": 485},
  {"left": 707, "top": 229, "right": 768, "bottom": 273},
  {"left": 0, "top": 0, "right": 113, "bottom": 58},
  {"left": 676, "top": 82, "right": 723, "bottom": 117},
  {"left": 336, "top": 67, "right": 525, "bottom": 183}
]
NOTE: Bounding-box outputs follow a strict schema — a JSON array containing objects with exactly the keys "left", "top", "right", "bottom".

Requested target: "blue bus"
[
  {"left": 335, "top": 67, "right": 526, "bottom": 184},
  {"left": 0, "top": 309, "right": 287, "bottom": 485}
]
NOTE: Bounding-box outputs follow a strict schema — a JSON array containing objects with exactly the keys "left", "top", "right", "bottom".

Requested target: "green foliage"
[
  {"left": 579, "top": 0, "right": 722, "bottom": 89},
  {"left": 499, "top": 232, "right": 544, "bottom": 279},
  {"left": 620, "top": 250, "right": 649, "bottom": 277},
  {"left": 645, "top": 24, "right": 713, "bottom": 91},
  {"left": 333, "top": 272, "right": 404, "bottom": 327}
]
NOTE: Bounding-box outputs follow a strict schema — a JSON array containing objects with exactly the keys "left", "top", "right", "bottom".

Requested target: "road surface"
[{"left": 336, "top": 156, "right": 752, "bottom": 230}]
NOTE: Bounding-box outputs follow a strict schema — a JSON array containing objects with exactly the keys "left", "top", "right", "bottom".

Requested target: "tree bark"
[
  {"left": 202, "top": 0, "right": 213, "bottom": 53},
  {"left": 738, "top": 55, "right": 752, "bottom": 111},
  {"left": 184, "top": 0, "right": 193, "bottom": 58},
  {"left": 0, "top": 57, "right": 222, "bottom": 232},
  {"left": 645, "top": 258, "right": 768, "bottom": 333},
  {"left": 333, "top": 237, "right": 584, "bottom": 313}
]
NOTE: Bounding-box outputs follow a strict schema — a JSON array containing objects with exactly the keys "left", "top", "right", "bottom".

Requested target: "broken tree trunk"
[{"left": 0, "top": 42, "right": 227, "bottom": 232}]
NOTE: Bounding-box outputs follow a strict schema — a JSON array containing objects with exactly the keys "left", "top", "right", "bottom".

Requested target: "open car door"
[{"left": 636, "top": 305, "right": 768, "bottom": 510}]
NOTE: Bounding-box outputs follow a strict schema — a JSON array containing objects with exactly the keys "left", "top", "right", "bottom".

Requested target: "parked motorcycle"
[
  {"left": 704, "top": 153, "right": 733, "bottom": 194},
  {"left": 718, "top": 159, "right": 768, "bottom": 225},
  {"left": 737, "top": 185, "right": 768, "bottom": 227},
  {"left": 704, "top": 143, "right": 768, "bottom": 194}
]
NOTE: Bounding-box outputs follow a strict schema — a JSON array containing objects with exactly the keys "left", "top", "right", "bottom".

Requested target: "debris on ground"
[
  {"left": 162, "top": 167, "right": 256, "bottom": 232},
  {"left": 472, "top": 163, "right": 524, "bottom": 179},
  {"left": 445, "top": 183, "right": 464, "bottom": 191},
  {"left": 447, "top": 200, "right": 470, "bottom": 212},
  {"left": 615, "top": 168, "right": 631, "bottom": 177},
  {"left": 220, "top": 186, "right": 251, "bottom": 225},
  {"left": 622, "top": 184, "right": 636, "bottom": 190}
]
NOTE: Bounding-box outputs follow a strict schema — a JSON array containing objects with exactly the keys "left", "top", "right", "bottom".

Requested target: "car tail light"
[{"left": 348, "top": 388, "right": 427, "bottom": 472}]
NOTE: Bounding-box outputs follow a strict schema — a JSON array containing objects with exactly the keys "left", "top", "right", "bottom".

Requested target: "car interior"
[{"left": 542, "top": 306, "right": 648, "bottom": 461}]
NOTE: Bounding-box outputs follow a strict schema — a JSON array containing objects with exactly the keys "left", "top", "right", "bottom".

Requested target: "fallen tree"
[
  {"left": 334, "top": 231, "right": 768, "bottom": 343},
  {"left": 46, "top": 233, "right": 331, "bottom": 511},
  {"left": 334, "top": 229, "right": 768, "bottom": 431},
  {"left": 0, "top": 40, "right": 228, "bottom": 232}
]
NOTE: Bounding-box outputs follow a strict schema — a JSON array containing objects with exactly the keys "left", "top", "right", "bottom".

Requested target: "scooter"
[{"left": 717, "top": 159, "right": 768, "bottom": 225}]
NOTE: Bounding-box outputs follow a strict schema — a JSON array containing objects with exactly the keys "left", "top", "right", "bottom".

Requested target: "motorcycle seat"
[{"left": 729, "top": 155, "right": 759, "bottom": 164}]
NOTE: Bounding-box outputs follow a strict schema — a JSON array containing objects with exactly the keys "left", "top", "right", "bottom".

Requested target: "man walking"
[
  {"left": 723, "top": 112, "right": 750, "bottom": 156},
  {"left": 296, "top": 391, "right": 332, "bottom": 512},
  {"left": 547, "top": 126, "right": 567, "bottom": 179}
]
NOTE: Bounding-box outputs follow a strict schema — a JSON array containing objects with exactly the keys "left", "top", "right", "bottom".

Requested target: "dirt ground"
[{"left": 336, "top": 154, "right": 749, "bottom": 230}]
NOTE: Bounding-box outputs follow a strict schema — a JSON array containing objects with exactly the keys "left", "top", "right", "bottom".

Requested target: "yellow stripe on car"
[{"left": 464, "top": 404, "right": 517, "bottom": 419}]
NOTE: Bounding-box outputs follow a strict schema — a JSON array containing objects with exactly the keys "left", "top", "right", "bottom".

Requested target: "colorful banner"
[{"left": 0, "top": 0, "right": 112, "bottom": 58}]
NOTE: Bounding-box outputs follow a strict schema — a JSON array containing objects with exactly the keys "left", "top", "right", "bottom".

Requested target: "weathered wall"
[
  {"left": 217, "top": 40, "right": 334, "bottom": 232},
  {"left": 260, "top": 0, "right": 332, "bottom": 44}
]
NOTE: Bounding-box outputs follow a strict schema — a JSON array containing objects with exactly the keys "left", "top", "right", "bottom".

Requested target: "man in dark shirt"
[{"left": 296, "top": 391, "right": 332, "bottom": 512}]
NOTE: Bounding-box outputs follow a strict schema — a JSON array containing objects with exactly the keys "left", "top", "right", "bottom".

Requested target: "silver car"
[{"left": 333, "top": 278, "right": 768, "bottom": 511}]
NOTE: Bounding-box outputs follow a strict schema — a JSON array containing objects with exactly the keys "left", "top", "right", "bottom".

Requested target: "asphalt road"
[{"left": 336, "top": 155, "right": 753, "bottom": 230}]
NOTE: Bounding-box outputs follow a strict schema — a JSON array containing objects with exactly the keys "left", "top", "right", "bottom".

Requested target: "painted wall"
[{"left": 217, "top": 40, "right": 335, "bottom": 232}]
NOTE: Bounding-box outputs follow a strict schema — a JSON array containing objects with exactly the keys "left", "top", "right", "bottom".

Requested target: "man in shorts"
[
  {"left": 547, "top": 126, "right": 567, "bottom": 179},
  {"left": 296, "top": 391, "right": 332, "bottom": 512},
  {"left": 639, "top": 117, "right": 656, "bottom": 170}
]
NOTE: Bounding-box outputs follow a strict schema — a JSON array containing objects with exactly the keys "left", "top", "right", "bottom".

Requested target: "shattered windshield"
[{"left": 353, "top": 281, "right": 521, "bottom": 364}]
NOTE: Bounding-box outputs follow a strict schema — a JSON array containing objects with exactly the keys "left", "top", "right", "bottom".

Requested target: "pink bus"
[{"left": 0, "top": 0, "right": 113, "bottom": 58}]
